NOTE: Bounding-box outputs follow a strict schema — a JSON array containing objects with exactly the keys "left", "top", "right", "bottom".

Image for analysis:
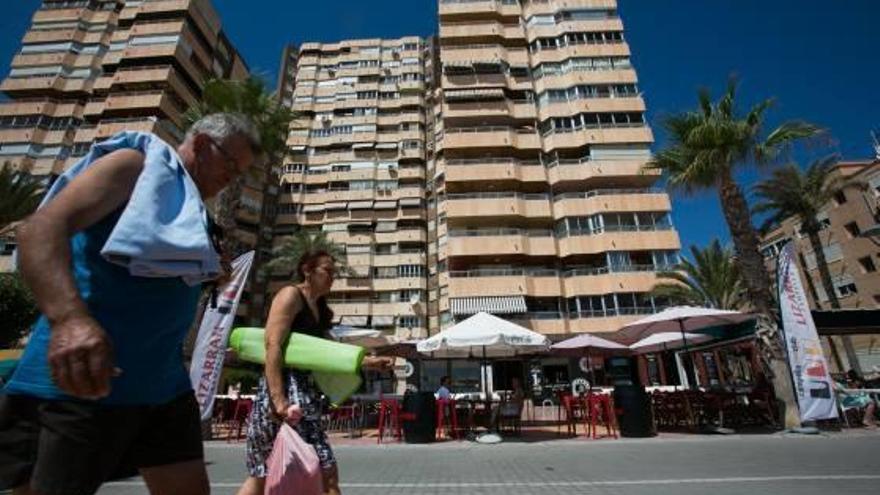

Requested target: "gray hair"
[{"left": 185, "top": 113, "right": 262, "bottom": 155}]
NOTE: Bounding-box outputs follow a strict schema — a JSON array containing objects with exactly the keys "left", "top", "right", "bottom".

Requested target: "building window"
[
  {"left": 833, "top": 190, "right": 847, "bottom": 205},
  {"left": 836, "top": 282, "right": 858, "bottom": 297},
  {"left": 844, "top": 221, "right": 861, "bottom": 238},
  {"left": 858, "top": 256, "right": 876, "bottom": 273}
]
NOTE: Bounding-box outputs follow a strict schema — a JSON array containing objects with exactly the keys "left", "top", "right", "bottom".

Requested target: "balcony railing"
[
  {"left": 448, "top": 263, "right": 671, "bottom": 279},
  {"left": 552, "top": 188, "right": 662, "bottom": 201},
  {"left": 449, "top": 225, "right": 673, "bottom": 239}
]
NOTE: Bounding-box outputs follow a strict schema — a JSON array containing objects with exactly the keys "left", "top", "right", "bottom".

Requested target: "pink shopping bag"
[{"left": 265, "top": 423, "right": 323, "bottom": 495}]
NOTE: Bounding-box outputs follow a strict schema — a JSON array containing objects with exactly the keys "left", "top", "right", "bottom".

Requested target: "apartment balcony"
[
  {"left": 399, "top": 148, "right": 425, "bottom": 160},
  {"left": 441, "top": 45, "right": 528, "bottom": 67},
  {"left": 525, "top": 18, "right": 625, "bottom": 41},
  {"left": 541, "top": 126, "right": 654, "bottom": 150},
  {"left": 375, "top": 229, "right": 427, "bottom": 244},
  {"left": 447, "top": 229, "right": 556, "bottom": 257},
  {"left": 445, "top": 192, "right": 552, "bottom": 219},
  {"left": 129, "top": 19, "right": 186, "bottom": 37},
  {"left": 95, "top": 118, "right": 159, "bottom": 140},
  {"left": 439, "top": 0, "right": 521, "bottom": 19},
  {"left": 440, "top": 21, "right": 523, "bottom": 42},
  {"left": 0, "top": 76, "right": 93, "bottom": 96},
  {"left": 530, "top": 42, "right": 631, "bottom": 66},
  {"left": 104, "top": 90, "right": 165, "bottom": 111},
  {"left": 562, "top": 268, "right": 660, "bottom": 297},
  {"left": 442, "top": 99, "right": 536, "bottom": 121},
  {"left": 442, "top": 71, "right": 533, "bottom": 92},
  {"left": 0, "top": 99, "right": 68, "bottom": 117},
  {"left": 373, "top": 251, "right": 427, "bottom": 267},
  {"left": 557, "top": 229, "right": 681, "bottom": 257},
  {"left": 11, "top": 51, "right": 84, "bottom": 68},
  {"left": 439, "top": 127, "right": 541, "bottom": 151},
  {"left": 139, "top": 0, "right": 190, "bottom": 15},
  {"left": 396, "top": 165, "right": 426, "bottom": 180},
  {"left": 537, "top": 97, "right": 646, "bottom": 121},
  {"left": 371, "top": 302, "right": 420, "bottom": 317},
  {"left": 328, "top": 301, "right": 372, "bottom": 316},
  {"left": 332, "top": 277, "right": 373, "bottom": 291},
  {"left": 551, "top": 189, "right": 671, "bottom": 219},
  {"left": 22, "top": 28, "right": 86, "bottom": 45},
  {"left": 509, "top": 315, "right": 569, "bottom": 336},
  {"left": 33, "top": 7, "right": 83, "bottom": 22},
  {"left": 547, "top": 158, "right": 656, "bottom": 185},
  {"left": 443, "top": 158, "right": 547, "bottom": 184},
  {"left": 449, "top": 269, "right": 564, "bottom": 298},
  {"left": 0, "top": 128, "right": 50, "bottom": 144},
  {"left": 372, "top": 277, "right": 427, "bottom": 292},
  {"left": 535, "top": 69, "right": 639, "bottom": 93},
  {"left": 121, "top": 43, "right": 179, "bottom": 61}
]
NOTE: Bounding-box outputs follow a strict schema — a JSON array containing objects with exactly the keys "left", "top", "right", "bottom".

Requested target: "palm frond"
[{"left": 0, "top": 163, "right": 44, "bottom": 230}]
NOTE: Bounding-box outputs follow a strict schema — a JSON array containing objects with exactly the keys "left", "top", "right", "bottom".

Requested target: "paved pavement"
[{"left": 97, "top": 431, "right": 880, "bottom": 495}]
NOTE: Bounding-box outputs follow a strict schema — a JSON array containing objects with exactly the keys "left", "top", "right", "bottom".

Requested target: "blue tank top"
[{"left": 5, "top": 208, "right": 203, "bottom": 405}]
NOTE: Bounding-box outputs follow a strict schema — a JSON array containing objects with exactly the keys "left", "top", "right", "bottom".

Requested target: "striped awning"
[
  {"left": 450, "top": 296, "right": 527, "bottom": 316},
  {"left": 399, "top": 197, "right": 422, "bottom": 207},
  {"left": 374, "top": 200, "right": 397, "bottom": 209},
  {"left": 445, "top": 88, "right": 504, "bottom": 101}
]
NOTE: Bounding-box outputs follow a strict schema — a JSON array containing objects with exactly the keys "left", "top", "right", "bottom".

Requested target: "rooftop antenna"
[{"left": 872, "top": 130, "right": 880, "bottom": 161}]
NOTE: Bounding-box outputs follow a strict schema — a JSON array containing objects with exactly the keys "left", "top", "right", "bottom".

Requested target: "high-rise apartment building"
[
  {"left": 759, "top": 158, "right": 880, "bottom": 373},
  {"left": 431, "top": 0, "right": 681, "bottom": 337},
  {"left": 275, "top": 37, "right": 431, "bottom": 341},
  {"left": 0, "top": 0, "right": 267, "bottom": 300}
]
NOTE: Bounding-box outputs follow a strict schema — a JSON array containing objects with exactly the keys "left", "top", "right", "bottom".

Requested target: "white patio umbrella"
[
  {"left": 416, "top": 312, "right": 551, "bottom": 398},
  {"left": 615, "top": 306, "right": 756, "bottom": 344},
  {"left": 617, "top": 306, "right": 755, "bottom": 389},
  {"left": 629, "top": 332, "right": 713, "bottom": 354},
  {"left": 417, "top": 312, "right": 551, "bottom": 358},
  {"left": 552, "top": 334, "right": 628, "bottom": 388}
]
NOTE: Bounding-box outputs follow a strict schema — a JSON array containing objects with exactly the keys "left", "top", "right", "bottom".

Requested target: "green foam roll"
[{"left": 229, "top": 327, "right": 365, "bottom": 405}]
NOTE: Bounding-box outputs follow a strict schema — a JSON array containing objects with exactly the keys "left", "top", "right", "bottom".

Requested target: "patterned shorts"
[{"left": 245, "top": 370, "right": 336, "bottom": 477}]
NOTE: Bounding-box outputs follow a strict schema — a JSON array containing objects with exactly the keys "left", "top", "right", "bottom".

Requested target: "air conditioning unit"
[{"left": 321, "top": 117, "right": 332, "bottom": 127}]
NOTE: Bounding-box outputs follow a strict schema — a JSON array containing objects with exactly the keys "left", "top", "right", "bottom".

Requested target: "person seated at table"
[
  {"left": 836, "top": 370, "right": 877, "bottom": 428},
  {"left": 491, "top": 377, "right": 525, "bottom": 431},
  {"left": 436, "top": 375, "right": 452, "bottom": 400}
]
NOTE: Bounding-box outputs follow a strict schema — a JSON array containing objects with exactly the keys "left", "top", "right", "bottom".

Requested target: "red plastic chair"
[
  {"left": 226, "top": 398, "right": 253, "bottom": 442},
  {"left": 586, "top": 393, "right": 618, "bottom": 439},
  {"left": 435, "top": 398, "right": 459, "bottom": 440},
  {"left": 376, "top": 399, "right": 401, "bottom": 443}
]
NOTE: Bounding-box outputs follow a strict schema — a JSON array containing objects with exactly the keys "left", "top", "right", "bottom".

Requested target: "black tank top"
[{"left": 290, "top": 285, "right": 333, "bottom": 338}]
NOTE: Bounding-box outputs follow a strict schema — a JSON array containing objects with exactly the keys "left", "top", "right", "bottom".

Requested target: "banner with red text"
[
  {"left": 190, "top": 251, "right": 254, "bottom": 421},
  {"left": 777, "top": 243, "right": 838, "bottom": 421}
]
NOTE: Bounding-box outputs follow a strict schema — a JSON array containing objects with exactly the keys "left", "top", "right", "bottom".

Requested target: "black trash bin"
[
  {"left": 401, "top": 391, "right": 436, "bottom": 443},
  {"left": 613, "top": 385, "right": 655, "bottom": 437}
]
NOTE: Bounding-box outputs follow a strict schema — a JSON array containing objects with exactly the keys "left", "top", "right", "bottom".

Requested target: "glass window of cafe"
[{"left": 419, "top": 360, "right": 483, "bottom": 394}]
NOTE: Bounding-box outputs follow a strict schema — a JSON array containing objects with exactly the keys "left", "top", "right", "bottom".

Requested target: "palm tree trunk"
[
  {"left": 804, "top": 223, "right": 841, "bottom": 309},
  {"left": 717, "top": 172, "right": 775, "bottom": 316},
  {"left": 718, "top": 172, "right": 800, "bottom": 428}
]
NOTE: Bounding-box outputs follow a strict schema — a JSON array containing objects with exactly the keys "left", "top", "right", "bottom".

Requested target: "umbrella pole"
[
  {"left": 678, "top": 318, "right": 697, "bottom": 429},
  {"left": 587, "top": 352, "right": 596, "bottom": 393},
  {"left": 678, "top": 318, "right": 693, "bottom": 389}
]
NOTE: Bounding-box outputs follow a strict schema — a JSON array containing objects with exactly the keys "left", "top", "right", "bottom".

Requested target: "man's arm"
[{"left": 17, "top": 148, "right": 144, "bottom": 399}]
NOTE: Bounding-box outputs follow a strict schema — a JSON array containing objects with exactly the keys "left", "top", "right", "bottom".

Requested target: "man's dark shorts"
[{"left": 0, "top": 391, "right": 204, "bottom": 495}]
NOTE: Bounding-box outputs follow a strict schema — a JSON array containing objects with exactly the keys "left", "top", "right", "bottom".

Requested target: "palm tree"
[
  {"left": 644, "top": 79, "right": 822, "bottom": 428},
  {"left": 753, "top": 156, "right": 844, "bottom": 310},
  {"left": 262, "top": 230, "right": 351, "bottom": 282},
  {"left": 184, "top": 76, "right": 297, "bottom": 256},
  {"left": 0, "top": 163, "right": 44, "bottom": 231},
  {"left": 645, "top": 80, "right": 820, "bottom": 317},
  {"left": 651, "top": 240, "right": 749, "bottom": 311},
  {"left": 184, "top": 76, "right": 297, "bottom": 323}
]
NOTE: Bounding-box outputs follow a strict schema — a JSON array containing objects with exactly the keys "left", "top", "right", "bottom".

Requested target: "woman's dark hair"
[{"left": 296, "top": 249, "right": 333, "bottom": 283}]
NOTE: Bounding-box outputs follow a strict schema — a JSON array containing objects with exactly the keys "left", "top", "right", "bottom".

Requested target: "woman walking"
[{"left": 237, "top": 250, "right": 392, "bottom": 495}]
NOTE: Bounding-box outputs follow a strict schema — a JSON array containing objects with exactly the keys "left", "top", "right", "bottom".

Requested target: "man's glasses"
[{"left": 208, "top": 138, "right": 245, "bottom": 177}]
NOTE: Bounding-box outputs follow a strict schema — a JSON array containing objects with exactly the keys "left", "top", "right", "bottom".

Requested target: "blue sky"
[{"left": 2, "top": 0, "right": 878, "bottom": 251}]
